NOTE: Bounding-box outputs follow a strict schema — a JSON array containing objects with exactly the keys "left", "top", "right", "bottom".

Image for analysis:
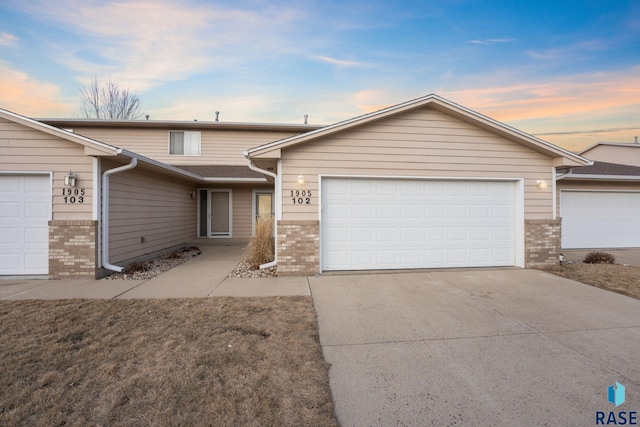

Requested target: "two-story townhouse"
[
  {"left": 0, "top": 110, "right": 317, "bottom": 278},
  {"left": 10, "top": 93, "right": 639, "bottom": 280}
]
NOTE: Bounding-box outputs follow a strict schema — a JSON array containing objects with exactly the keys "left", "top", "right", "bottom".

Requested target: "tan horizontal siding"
[
  {"left": 280, "top": 107, "right": 555, "bottom": 220},
  {"left": 582, "top": 145, "right": 640, "bottom": 167},
  {"left": 232, "top": 186, "right": 252, "bottom": 239},
  {"left": 70, "top": 127, "right": 299, "bottom": 166},
  {"left": 0, "top": 117, "right": 94, "bottom": 220},
  {"left": 107, "top": 166, "right": 196, "bottom": 263}
]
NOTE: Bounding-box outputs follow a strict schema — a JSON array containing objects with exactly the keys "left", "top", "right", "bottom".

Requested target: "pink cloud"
[{"left": 0, "top": 64, "right": 73, "bottom": 116}]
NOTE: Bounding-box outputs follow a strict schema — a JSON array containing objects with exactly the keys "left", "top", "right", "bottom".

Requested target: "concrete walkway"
[{"left": 0, "top": 245, "right": 310, "bottom": 299}]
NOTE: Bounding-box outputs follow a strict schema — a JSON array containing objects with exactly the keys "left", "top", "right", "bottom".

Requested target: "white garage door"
[
  {"left": 321, "top": 178, "right": 516, "bottom": 271},
  {"left": 561, "top": 191, "right": 640, "bottom": 248},
  {"left": 0, "top": 175, "right": 50, "bottom": 275}
]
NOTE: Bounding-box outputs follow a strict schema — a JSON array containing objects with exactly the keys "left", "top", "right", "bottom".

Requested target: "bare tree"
[{"left": 78, "top": 77, "right": 143, "bottom": 120}]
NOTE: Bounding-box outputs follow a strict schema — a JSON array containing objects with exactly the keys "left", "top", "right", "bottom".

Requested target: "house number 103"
[
  {"left": 290, "top": 189, "right": 311, "bottom": 205},
  {"left": 62, "top": 188, "right": 86, "bottom": 204}
]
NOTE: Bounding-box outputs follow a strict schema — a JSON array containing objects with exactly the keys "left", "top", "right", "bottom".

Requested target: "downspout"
[
  {"left": 102, "top": 156, "right": 138, "bottom": 272},
  {"left": 244, "top": 154, "right": 279, "bottom": 269}
]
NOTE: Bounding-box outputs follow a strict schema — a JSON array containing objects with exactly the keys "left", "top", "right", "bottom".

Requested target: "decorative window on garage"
[{"left": 169, "top": 131, "right": 201, "bottom": 156}]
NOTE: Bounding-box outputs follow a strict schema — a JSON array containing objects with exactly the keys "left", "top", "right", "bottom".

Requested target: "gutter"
[
  {"left": 556, "top": 173, "right": 640, "bottom": 181},
  {"left": 102, "top": 156, "right": 138, "bottom": 272},
  {"left": 244, "top": 152, "right": 279, "bottom": 270}
]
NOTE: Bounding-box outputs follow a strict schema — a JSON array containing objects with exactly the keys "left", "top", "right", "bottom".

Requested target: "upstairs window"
[{"left": 169, "top": 131, "right": 201, "bottom": 156}]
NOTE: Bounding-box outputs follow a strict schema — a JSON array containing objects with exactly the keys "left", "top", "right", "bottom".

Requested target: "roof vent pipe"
[
  {"left": 304, "top": 114, "right": 308, "bottom": 124},
  {"left": 145, "top": 114, "right": 149, "bottom": 120},
  {"left": 635, "top": 136, "right": 638, "bottom": 144},
  {"left": 215, "top": 111, "right": 220, "bottom": 122}
]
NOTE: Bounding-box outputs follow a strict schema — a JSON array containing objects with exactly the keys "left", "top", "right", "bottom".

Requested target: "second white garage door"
[
  {"left": 321, "top": 178, "right": 516, "bottom": 271},
  {"left": 561, "top": 190, "right": 640, "bottom": 248}
]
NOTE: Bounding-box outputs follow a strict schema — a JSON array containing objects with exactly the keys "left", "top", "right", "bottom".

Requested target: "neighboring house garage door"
[
  {"left": 561, "top": 191, "right": 640, "bottom": 248},
  {"left": 321, "top": 178, "right": 516, "bottom": 271},
  {"left": 0, "top": 175, "right": 50, "bottom": 275}
]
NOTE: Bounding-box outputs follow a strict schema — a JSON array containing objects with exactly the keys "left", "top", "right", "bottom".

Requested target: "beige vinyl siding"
[
  {"left": 69, "top": 127, "right": 299, "bottom": 166},
  {"left": 231, "top": 186, "right": 253, "bottom": 239},
  {"left": 280, "top": 107, "right": 555, "bottom": 220},
  {"left": 0, "top": 117, "right": 94, "bottom": 220},
  {"left": 581, "top": 145, "right": 640, "bottom": 167},
  {"left": 556, "top": 180, "right": 640, "bottom": 218},
  {"left": 106, "top": 162, "right": 196, "bottom": 263}
]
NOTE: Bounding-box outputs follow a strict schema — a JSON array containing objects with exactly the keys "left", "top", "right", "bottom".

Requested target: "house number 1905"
[
  {"left": 290, "top": 189, "right": 311, "bottom": 205},
  {"left": 62, "top": 188, "right": 85, "bottom": 204}
]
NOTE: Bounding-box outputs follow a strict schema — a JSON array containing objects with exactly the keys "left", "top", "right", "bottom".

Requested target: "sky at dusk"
[{"left": 1, "top": 0, "right": 639, "bottom": 151}]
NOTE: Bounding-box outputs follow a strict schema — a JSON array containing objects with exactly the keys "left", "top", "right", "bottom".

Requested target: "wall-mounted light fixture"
[
  {"left": 536, "top": 179, "right": 547, "bottom": 189},
  {"left": 297, "top": 175, "right": 304, "bottom": 185},
  {"left": 64, "top": 171, "right": 77, "bottom": 187},
  {"left": 190, "top": 190, "right": 197, "bottom": 199}
]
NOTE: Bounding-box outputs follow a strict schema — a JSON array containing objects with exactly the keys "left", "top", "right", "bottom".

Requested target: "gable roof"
[
  {"left": 0, "top": 107, "right": 120, "bottom": 155},
  {"left": 245, "top": 94, "right": 590, "bottom": 167},
  {"left": 579, "top": 141, "right": 640, "bottom": 155},
  {"left": 558, "top": 161, "right": 640, "bottom": 181}
]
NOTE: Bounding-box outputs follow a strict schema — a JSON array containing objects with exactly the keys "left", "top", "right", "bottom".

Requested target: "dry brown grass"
[
  {"left": 544, "top": 263, "right": 640, "bottom": 300},
  {"left": 0, "top": 297, "right": 337, "bottom": 427},
  {"left": 245, "top": 217, "right": 275, "bottom": 269}
]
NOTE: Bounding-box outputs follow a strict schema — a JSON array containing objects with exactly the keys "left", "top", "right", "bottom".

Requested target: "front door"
[{"left": 210, "top": 190, "right": 231, "bottom": 237}]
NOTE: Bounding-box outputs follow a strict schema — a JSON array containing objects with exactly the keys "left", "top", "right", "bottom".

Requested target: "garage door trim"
[{"left": 318, "top": 174, "right": 524, "bottom": 272}]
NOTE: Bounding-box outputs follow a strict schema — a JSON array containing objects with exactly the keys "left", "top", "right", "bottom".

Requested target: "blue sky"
[{"left": 1, "top": 0, "right": 639, "bottom": 150}]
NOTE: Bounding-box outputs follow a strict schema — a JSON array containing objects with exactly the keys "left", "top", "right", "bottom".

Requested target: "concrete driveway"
[{"left": 310, "top": 269, "right": 640, "bottom": 426}]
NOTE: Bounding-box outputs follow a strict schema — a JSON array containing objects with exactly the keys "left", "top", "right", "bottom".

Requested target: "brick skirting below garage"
[
  {"left": 49, "top": 220, "right": 98, "bottom": 278},
  {"left": 277, "top": 219, "right": 561, "bottom": 275},
  {"left": 277, "top": 220, "right": 319, "bottom": 276},
  {"left": 525, "top": 218, "right": 561, "bottom": 268}
]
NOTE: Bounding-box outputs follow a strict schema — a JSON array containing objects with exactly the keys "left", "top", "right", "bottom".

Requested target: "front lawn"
[
  {"left": 544, "top": 263, "right": 640, "bottom": 300},
  {"left": 0, "top": 297, "right": 337, "bottom": 426}
]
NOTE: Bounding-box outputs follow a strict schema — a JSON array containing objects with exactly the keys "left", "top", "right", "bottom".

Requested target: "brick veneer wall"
[
  {"left": 525, "top": 218, "right": 561, "bottom": 268},
  {"left": 277, "top": 220, "right": 319, "bottom": 275},
  {"left": 49, "top": 220, "right": 98, "bottom": 278}
]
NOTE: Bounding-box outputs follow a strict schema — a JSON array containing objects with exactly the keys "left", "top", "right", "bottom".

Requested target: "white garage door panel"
[
  {"left": 0, "top": 175, "right": 50, "bottom": 275},
  {"left": 322, "top": 178, "right": 516, "bottom": 271},
  {"left": 561, "top": 191, "right": 640, "bottom": 248}
]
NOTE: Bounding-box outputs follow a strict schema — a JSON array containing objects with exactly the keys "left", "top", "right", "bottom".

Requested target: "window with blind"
[{"left": 169, "top": 131, "right": 201, "bottom": 156}]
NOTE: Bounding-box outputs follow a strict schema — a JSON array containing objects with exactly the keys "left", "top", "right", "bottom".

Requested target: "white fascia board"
[
  {"left": 557, "top": 174, "right": 640, "bottom": 181},
  {"left": 202, "top": 177, "right": 268, "bottom": 183}
]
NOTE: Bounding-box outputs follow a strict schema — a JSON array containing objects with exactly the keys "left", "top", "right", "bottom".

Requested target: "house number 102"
[{"left": 290, "top": 189, "right": 311, "bottom": 205}]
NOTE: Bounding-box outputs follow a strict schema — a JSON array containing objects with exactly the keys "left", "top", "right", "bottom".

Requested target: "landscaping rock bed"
[
  {"left": 228, "top": 260, "right": 277, "bottom": 278},
  {"left": 103, "top": 247, "right": 202, "bottom": 280}
]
